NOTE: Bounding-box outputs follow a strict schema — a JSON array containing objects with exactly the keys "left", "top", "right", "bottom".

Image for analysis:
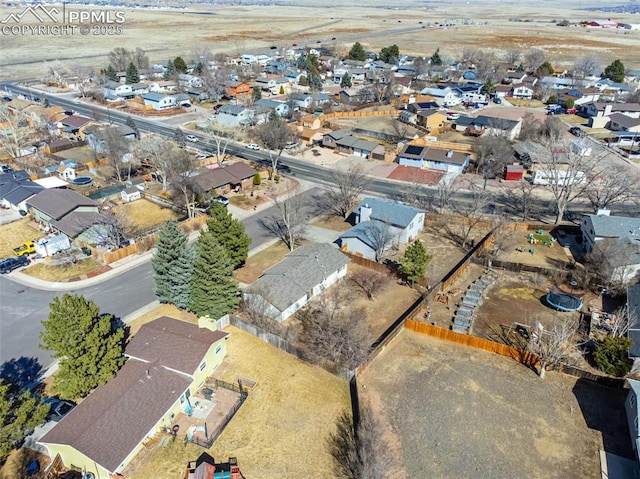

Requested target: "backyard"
[
  {"left": 112, "top": 198, "right": 181, "bottom": 235},
  {"left": 127, "top": 325, "right": 350, "bottom": 479},
  {"left": 359, "top": 328, "right": 632, "bottom": 479}
]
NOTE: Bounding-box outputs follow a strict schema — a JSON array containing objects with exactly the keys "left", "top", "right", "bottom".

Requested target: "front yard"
[
  {"left": 22, "top": 257, "right": 103, "bottom": 282},
  {"left": 0, "top": 218, "right": 44, "bottom": 258},
  {"left": 129, "top": 325, "right": 350, "bottom": 479}
]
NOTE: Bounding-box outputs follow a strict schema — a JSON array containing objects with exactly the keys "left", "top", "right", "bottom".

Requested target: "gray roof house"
[
  {"left": 398, "top": 144, "right": 470, "bottom": 174},
  {"left": 580, "top": 212, "right": 640, "bottom": 253},
  {"left": 0, "top": 171, "right": 44, "bottom": 211},
  {"left": 243, "top": 243, "right": 350, "bottom": 322},
  {"left": 27, "top": 189, "right": 101, "bottom": 240},
  {"left": 454, "top": 115, "right": 522, "bottom": 140},
  {"left": 214, "top": 105, "right": 255, "bottom": 127},
  {"left": 338, "top": 197, "right": 425, "bottom": 261}
]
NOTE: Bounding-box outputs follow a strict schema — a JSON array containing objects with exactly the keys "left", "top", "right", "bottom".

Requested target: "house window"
[
  {"left": 215, "top": 344, "right": 222, "bottom": 354},
  {"left": 199, "top": 361, "right": 207, "bottom": 371}
]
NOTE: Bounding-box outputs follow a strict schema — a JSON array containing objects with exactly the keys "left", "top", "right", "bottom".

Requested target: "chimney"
[
  {"left": 446, "top": 150, "right": 453, "bottom": 158},
  {"left": 146, "top": 370, "right": 150, "bottom": 379},
  {"left": 359, "top": 203, "right": 372, "bottom": 223}
]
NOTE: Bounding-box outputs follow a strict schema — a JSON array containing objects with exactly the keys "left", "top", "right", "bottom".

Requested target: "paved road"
[{"left": 0, "top": 187, "right": 321, "bottom": 371}]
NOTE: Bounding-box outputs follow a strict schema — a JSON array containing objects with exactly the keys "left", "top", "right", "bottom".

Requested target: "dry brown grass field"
[
  {"left": 1, "top": 1, "right": 638, "bottom": 80},
  {"left": 22, "top": 257, "right": 102, "bottom": 281},
  {"left": 0, "top": 218, "right": 44, "bottom": 258},
  {"left": 112, "top": 198, "right": 180, "bottom": 233}
]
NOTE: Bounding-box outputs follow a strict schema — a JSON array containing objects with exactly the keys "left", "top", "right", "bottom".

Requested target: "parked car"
[
  {"left": 446, "top": 112, "right": 460, "bottom": 120},
  {"left": 185, "top": 135, "right": 199, "bottom": 142},
  {"left": 195, "top": 154, "right": 210, "bottom": 160},
  {"left": 0, "top": 255, "right": 30, "bottom": 274},
  {"left": 569, "top": 127, "right": 587, "bottom": 138},
  {"left": 13, "top": 240, "right": 35, "bottom": 257},
  {"left": 284, "top": 142, "right": 298, "bottom": 150},
  {"left": 245, "top": 143, "right": 260, "bottom": 150},
  {"left": 493, "top": 97, "right": 502, "bottom": 104},
  {"left": 216, "top": 195, "right": 229, "bottom": 206}
]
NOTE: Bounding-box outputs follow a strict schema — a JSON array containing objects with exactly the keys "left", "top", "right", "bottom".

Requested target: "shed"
[
  {"left": 121, "top": 187, "right": 142, "bottom": 203},
  {"left": 504, "top": 164, "right": 524, "bottom": 181}
]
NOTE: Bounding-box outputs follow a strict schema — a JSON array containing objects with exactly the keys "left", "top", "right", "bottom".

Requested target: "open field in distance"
[{"left": 1, "top": 0, "right": 639, "bottom": 79}]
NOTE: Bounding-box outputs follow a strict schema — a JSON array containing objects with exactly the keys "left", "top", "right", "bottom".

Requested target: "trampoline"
[{"left": 546, "top": 291, "right": 583, "bottom": 312}]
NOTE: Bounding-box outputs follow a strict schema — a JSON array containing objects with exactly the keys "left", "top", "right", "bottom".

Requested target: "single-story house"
[
  {"left": 398, "top": 144, "right": 470, "bottom": 174},
  {"left": 27, "top": 188, "right": 101, "bottom": 240},
  {"left": 85, "top": 124, "right": 137, "bottom": 153},
  {"left": 195, "top": 162, "right": 258, "bottom": 195},
  {"left": 321, "top": 129, "right": 385, "bottom": 159},
  {"left": 56, "top": 115, "right": 94, "bottom": 137},
  {"left": 214, "top": 105, "right": 255, "bottom": 128},
  {"left": 454, "top": 115, "right": 522, "bottom": 140},
  {"left": 40, "top": 317, "right": 230, "bottom": 478},
  {"left": 608, "top": 113, "right": 640, "bottom": 133},
  {"left": 494, "top": 85, "right": 513, "bottom": 99},
  {"left": 338, "top": 197, "right": 425, "bottom": 260},
  {"left": 580, "top": 102, "right": 640, "bottom": 128},
  {"left": 0, "top": 171, "right": 44, "bottom": 212},
  {"left": 244, "top": 243, "right": 350, "bottom": 322},
  {"left": 580, "top": 211, "right": 640, "bottom": 253},
  {"left": 338, "top": 88, "right": 377, "bottom": 105},
  {"left": 142, "top": 92, "right": 177, "bottom": 111},
  {"left": 178, "top": 74, "right": 203, "bottom": 88},
  {"left": 121, "top": 186, "right": 142, "bottom": 203},
  {"left": 322, "top": 129, "right": 352, "bottom": 149},
  {"left": 628, "top": 284, "right": 640, "bottom": 360}
]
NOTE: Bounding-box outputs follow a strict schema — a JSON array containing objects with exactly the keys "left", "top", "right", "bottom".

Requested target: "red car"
[{"left": 565, "top": 108, "right": 578, "bottom": 115}]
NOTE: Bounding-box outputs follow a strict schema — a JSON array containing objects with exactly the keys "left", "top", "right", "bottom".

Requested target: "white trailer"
[
  {"left": 532, "top": 170, "right": 586, "bottom": 186},
  {"left": 35, "top": 234, "right": 71, "bottom": 257}
]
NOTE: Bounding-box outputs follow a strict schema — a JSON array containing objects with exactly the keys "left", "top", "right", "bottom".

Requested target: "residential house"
[
  {"left": 0, "top": 171, "right": 43, "bottom": 212},
  {"left": 27, "top": 188, "right": 101, "bottom": 241},
  {"left": 580, "top": 211, "right": 640, "bottom": 253},
  {"left": 195, "top": 162, "right": 258, "bottom": 195},
  {"left": 556, "top": 87, "right": 601, "bottom": 106},
  {"left": 580, "top": 102, "right": 640, "bottom": 128},
  {"left": 142, "top": 92, "right": 177, "bottom": 111},
  {"left": 57, "top": 115, "right": 94, "bottom": 138},
  {"left": 397, "top": 144, "right": 470, "bottom": 174},
  {"left": 57, "top": 161, "right": 77, "bottom": 182},
  {"left": 591, "top": 237, "right": 640, "bottom": 284},
  {"left": 338, "top": 88, "right": 377, "bottom": 105},
  {"left": 121, "top": 187, "right": 142, "bottom": 203},
  {"left": 628, "top": 284, "right": 640, "bottom": 359},
  {"left": 513, "top": 141, "right": 571, "bottom": 171},
  {"left": 255, "top": 98, "right": 289, "bottom": 117},
  {"left": 223, "top": 81, "right": 251, "bottom": 98},
  {"left": 454, "top": 115, "right": 522, "bottom": 140},
  {"left": 85, "top": 125, "right": 137, "bottom": 153},
  {"left": 420, "top": 86, "right": 461, "bottom": 106},
  {"left": 129, "top": 83, "right": 148, "bottom": 97},
  {"left": 322, "top": 130, "right": 384, "bottom": 159},
  {"left": 503, "top": 71, "right": 527, "bottom": 85},
  {"left": 512, "top": 84, "right": 534, "bottom": 100},
  {"left": 254, "top": 76, "right": 289, "bottom": 94},
  {"left": 609, "top": 113, "right": 640, "bottom": 133},
  {"left": 290, "top": 92, "right": 330, "bottom": 110},
  {"left": 214, "top": 105, "right": 255, "bottom": 128},
  {"left": 322, "top": 129, "right": 352, "bottom": 149},
  {"left": 283, "top": 70, "right": 307, "bottom": 85},
  {"left": 39, "top": 317, "right": 230, "bottom": 478},
  {"left": 540, "top": 76, "right": 591, "bottom": 90},
  {"left": 264, "top": 61, "right": 289, "bottom": 74},
  {"left": 338, "top": 197, "right": 425, "bottom": 260},
  {"left": 186, "top": 88, "right": 209, "bottom": 102},
  {"left": 103, "top": 81, "right": 133, "bottom": 100},
  {"left": 243, "top": 243, "right": 350, "bottom": 322},
  {"left": 178, "top": 74, "right": 203, "bottom": 88},
  {"left": 147, "top": 81, "right": 178, "bottom": 93},
  {"left": 494, "top": 84, "right": 513, "bottom": 99},
  {"left": 415, "top": 109, "right": 447, "bottom": 131}
]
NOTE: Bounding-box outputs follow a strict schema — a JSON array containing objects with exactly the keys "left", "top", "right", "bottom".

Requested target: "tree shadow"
[
  {"left": 0, "top": 356, "right": 44, "bottom": 392},
  {"left": 572, "top": 378, "right": 633, "bottom": 458}
]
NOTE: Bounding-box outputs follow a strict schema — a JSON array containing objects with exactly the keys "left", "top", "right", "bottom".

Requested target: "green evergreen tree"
[
  {"left": 604, "top": 59, "right": 625, "bottom": 83},
  {"left": 483, "top": 79, "right": 496, "bottom": 95},
  {"left": 430, "top": 47, "right": 443, "bottom": 66},
  {"left": 348, "top": 42, "right": 366, "bottom": 61},
  {"left": 252, "top": 85, "right": 262, "bottom": 102},
  {"left": 126, "top": 116, "right": 139, "bottom": 139},
  {"left": 40, "top": 294, "right": 126, "bottom": 400},
  {"left": 175, "top": 129, "right": 186, "bottom": 148},
  {"left": 309, "top": 74, "right": 323, "bottom": 92},
  {"left": 0, "top": 380, "right": 50, "bottom": 458},
  {"left": 164, "top": 59, "right": 176, "bottom": 80},
  {"left": 152, "top": 220, "right": 195, "bottom": 308},
  {"left": 174, "top": 56, "right": 188, "bottom": 73},
  {"left": 205, "top": 202, "right": 251, "bottom": 269},
  {"left": 593, "top": 336, "right": 632, "bottom": 377},
  {"left": 399, "top": 240, "right": 431, "bottom": 285},
  {"left": 535, "top": 61, "right": 554, "bottom": 77},
  {"left": 379, "top": 44, "right": 400, "bottom": 64},
  {"left": 340, "top": 72, "right": 352, "bottom": 88},
  {"left": 189, "top": 235, "right": 239, "bottom": 318},
  {"left": 104, "top": 65, "right": 118, "bottom": 82},
  {"left": 125, "top": 62, "right": 140, "bottom": 84},
  {"left": 253, "top": 173, "right": 262, "bottom": 186}
]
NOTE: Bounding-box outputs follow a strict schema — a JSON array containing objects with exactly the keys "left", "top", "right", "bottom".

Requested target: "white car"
[
  {"left": 195, "top": 154, "right": 210, "bottom": 160},
  {"left": 285, "top": 142, "right": 298, "bottom": 150},
  {"left": 245, "top": 143, "right": 260, "bottom": 150},
  {"left": 446, "top": 112, "right": 460, "bottom": 120},
  {"left": 185, "top": 135, "right": 199, "bottom": 143}
]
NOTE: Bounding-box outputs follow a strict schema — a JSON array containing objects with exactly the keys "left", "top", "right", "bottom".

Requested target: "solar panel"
[{"left": 405, "top": 145, "right": 423, "bottom": 156}]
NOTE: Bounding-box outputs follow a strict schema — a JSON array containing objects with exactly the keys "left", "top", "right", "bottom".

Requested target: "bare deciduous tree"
[
  {"left": 207, "top": 124, "right": 237, "bottom": 166},
  {"left": 573, "top": 54, "right": 601, "bottom": 79},
  {"left": 586, "top": 170, "right": 639, "bottom": 212},
  {"left": 460, "top": 47, "right": 481, "bottom": 65},
  {"left": 609, "top": 306, "right": 631, "bottom": 338},
  {"left": 322, "top": 165, "right": 370, "bottom": 218},
  {"left": 519, "top": 111, "right": 544, "bottom": 141},
  {"left": 527, "top": 317, "right": 580, "bottom": 378},
  {"left": 240, "top": 289, "right": 287, "bottom": 336},
  {"left": 131, "top": 47, "right": 149, "bottom": 73},
  {"left": 504, "top": 48, "right": 522, "bottom": 65},
  {"left": 499, "top": 180, "right": 539, "bottom": 222},
  {"left": 169, "top": 150, "right": 200, "bottom": 218},
  {"left": 587, "top": 238, "right": 640, "bottom": 296},
  {"left": 349, "top": 269, "right": 392, "bottom": 300},
  {"left": 525, "top": 48, "right": 546, "bottom": 72},
  {"left": 260, "top": 192, "right": 308, "bottom": 251},
  {"left": 362, "top": 221, "right": 394, "bottom": 263},
  {"left": 76, "top": 209, "right": 133, "bottom": 248},
  {"left": 254, "top": 112, "right": 297, "bottom": 179},
  {"left": 108, "top": 47, "right": 131, "bottom": 72},
  {"left": 475, "top": 134, "right": 513, "bottom": 189},
  {"left": 444, "top": 186, "right": 491, "bottom": 248},
  {"left": 475, "top": 51, "right": 502, "bottom": 83},
  {"left": 101, "top": 127, "right": 133, "bottom": 183},
  {"left": 0, "top": 104, "right": 36, "bottom": 159},
  {"left": 432, "top": 174, "right": 459, "bottom": 214},
  {"left": 135, "top": 136, "right": 179, "bottom": 192},
  {"left": 327, "top": 403, "right": 396, "bottom": 479},
  {"left": 298, "top": 289, "right": 369, "bottom": 370}
]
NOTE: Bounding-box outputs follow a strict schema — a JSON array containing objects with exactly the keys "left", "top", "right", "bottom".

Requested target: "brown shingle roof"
[
  {"left": 27, "top": 189, "right": 98, "bottom": 220},
  {"left": 40, "top": 358, "right": 191, "bottom": 473},
  {"left": 59, "top": 115, "right": 93, "bottom": 128},
  {"left": 125, "top": 316, "right": 229, "bottom": 374},
  {"left": 195, "top": 163, "right": 258, "bottom": 192}
]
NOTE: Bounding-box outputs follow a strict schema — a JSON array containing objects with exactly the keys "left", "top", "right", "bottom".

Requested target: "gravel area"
[{"left": 359, "top": 329, "right": 632, "bottom": 479}]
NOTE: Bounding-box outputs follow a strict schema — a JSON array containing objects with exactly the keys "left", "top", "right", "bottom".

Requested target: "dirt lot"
[
  {"left": 359, "top": 328, "right": 632, "bottom": 479},
  {"left": 498, "top": 228, "right": 575, "bottom": 270},
  {"left": 0, "top": 218, "right": 44, "bottom": 258},
  {"left": 112, "top": 198, "right": 180, "bottom": 235}
]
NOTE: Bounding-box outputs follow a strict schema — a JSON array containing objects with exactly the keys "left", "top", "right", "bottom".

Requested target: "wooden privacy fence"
[
  {"left": 409, "top": 139, "right": 474, "bottom": 153},
  {"left": 321, "top": 110, "right": 398, "bottom": 120},
  {"left": 405, "top": 319, "right": 539, "bottom": 365}
]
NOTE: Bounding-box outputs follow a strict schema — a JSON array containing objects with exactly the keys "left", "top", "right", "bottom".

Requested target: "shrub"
[
  {"left": 253, "top": 173, "right": 261, "bottom": 186},
  {"left": 593, "top": 336, "right": 632, "bottom": 377},
  {"left": 274, "top": 174, "right": 281, "bottom": 183}
]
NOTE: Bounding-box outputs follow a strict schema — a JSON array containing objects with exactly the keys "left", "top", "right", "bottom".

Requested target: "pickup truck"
[{"left": 13, "top": 240, "right": 35, "bottom": 256}]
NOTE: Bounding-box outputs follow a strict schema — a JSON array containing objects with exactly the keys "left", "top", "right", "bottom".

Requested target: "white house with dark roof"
[
  {"left": 338, "top": 197, "right": 425, "bottom": 260},
  {"left": 214, "top": 105, "right": 255, "bottom": 127},
  {"left": 398, "top": 144, "right": 470, "bottom": 174},
  {"left": 39, "top": 317, "right": 230, "bottom": 478},
  {"left": 0, "top": 171, "right": 44, "bottom": 211},
  {"left": 243, "top": 243, "right": 350, "bottom": 322},
  {"left": 608, "top": 113, "right": 640, "bottom": 133}
]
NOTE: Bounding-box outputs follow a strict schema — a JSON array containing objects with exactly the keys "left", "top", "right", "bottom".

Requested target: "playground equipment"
[
  {"left": 546, "top": 290, "right": 583, "bottom": 312},
  {"left": 527, "top": 233, "right": 555, "bottom": 247}
]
